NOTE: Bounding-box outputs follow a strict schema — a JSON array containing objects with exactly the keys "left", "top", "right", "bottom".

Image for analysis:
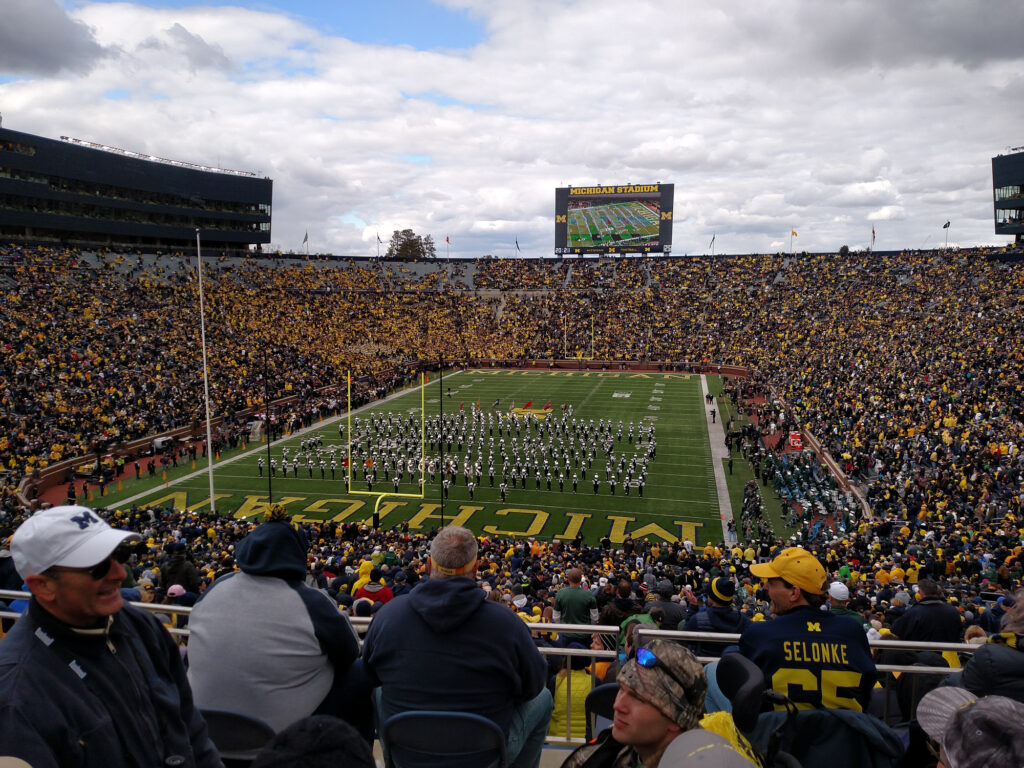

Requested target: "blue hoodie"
[{"left": 362, "top": 576, "right": 547, "bottom": 734}]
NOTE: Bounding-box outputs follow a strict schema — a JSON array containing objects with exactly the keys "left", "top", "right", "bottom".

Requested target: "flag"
[
  {"left": 871, "top": 226, "right": 876, "bottom": 245},
  {"left": 524, "top": 400, "right": 533, "bottom": 409},
  {"left": 459, "top": 401, "right": 464, "bottom": 411},
  {"left": 942, "top": 221, "right": 950, "bottom": 229},
  {"left": 708, "top": 234, "right": 715, "bottom": 249},
  {"left": 446, "top": 235, "right": 450, "bottom": 244},
  {"left": 377, "top": 233, "right": 382, "bottom": 244},
  {"left": 302, "top": 231, "right": 308, "bottom": 244},
  {"left": 509, "top": 400, "right": 515, "bottom": 411},
  {"left": 515, "top": 237, "right": 521, "bottom": 253},
  {"left": 543, "top": 401, "right": 551, "bottom": 410},
  {"left": 791, "top": 230, "right": 798, "bottom": 237},
  {"left": 477, "top": 398, "right": 481, "bottom": 410},
  {"left": 492, "top": 398, "right": 499, "bottom": 408}
]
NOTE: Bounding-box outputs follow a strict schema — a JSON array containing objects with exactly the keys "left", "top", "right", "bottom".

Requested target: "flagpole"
[
  {"left": 195, "top": 229, "right": 217, "bottom": 515},
  {"left": 439, "top": 355, "right": 445, "bottom": 528}
]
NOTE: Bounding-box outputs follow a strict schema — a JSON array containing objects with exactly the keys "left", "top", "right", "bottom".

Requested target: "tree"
[{"left": 385, "top": 229, "right": 436, "bottom": 260}]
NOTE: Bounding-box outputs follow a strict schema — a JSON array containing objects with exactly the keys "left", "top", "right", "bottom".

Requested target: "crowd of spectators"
[{"left": 1, "top": 244, "right": 1022, "bottom": 575}]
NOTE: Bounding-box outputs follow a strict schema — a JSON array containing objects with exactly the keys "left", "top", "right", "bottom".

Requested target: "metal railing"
[{"left": 1, "top": 593, "right": 977, "bottom": 746}]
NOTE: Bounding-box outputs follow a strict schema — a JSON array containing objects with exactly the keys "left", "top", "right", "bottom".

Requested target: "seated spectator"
[
  {"left": 917, "top": 687, "right": 1024, "bottom": 768},
  {"left": 956, "top": 589, "right": 1024, "bottom": 703},
  {"left": 893, "top": 580, "right": 962, "bottom": 643},
  {"left": 548, "top": 642, "right": 592, "bottom": 740},
  {"left": 708, "top": 547, "right": 876, "bottom": 713},
  {"left": 679, "top": 577, "right": 750, "bottom": 658},
  {"left": 352, "top": 566, "right": 393, "bottom": 604},
  {"left": 362, "top": 525, "right": 552, "bottom": 768},
  {"left": 559, "top": 639, "right": 742, "bottom": 768},
  {"left": 186, "top": 505, "right": 368, "bottom": 735}
]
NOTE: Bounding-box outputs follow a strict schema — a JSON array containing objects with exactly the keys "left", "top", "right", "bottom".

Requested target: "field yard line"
[
  {"left": 702, "top": 375, "right": 734, "bottom": 543},
  {"left": 112, "top": 373, "right": 445, "bottom": 509},
  {"left": 575, "top": 378, "right": 607, "bottom": 411}
]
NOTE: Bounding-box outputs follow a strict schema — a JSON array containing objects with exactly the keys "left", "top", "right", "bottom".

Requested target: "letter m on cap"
[{"left": 70, "top": 510, "right": 100, "bottom": 530}]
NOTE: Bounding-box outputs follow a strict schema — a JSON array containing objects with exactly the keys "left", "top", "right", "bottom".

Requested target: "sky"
[{"left": 1, "top": 0, "right": 1022, "bottom": 257}]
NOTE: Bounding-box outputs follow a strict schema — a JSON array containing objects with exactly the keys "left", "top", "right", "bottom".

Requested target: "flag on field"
[
  {"left": 524, "top": 400, "right": 532, "bottom": 409},
  {"left": 365, "top": 457, "right": 374, "bottom": 468},
  {"left": 543, "top": 401, "right": 551, "bottom": 410},
  {"left": 942, "top": 221, "right": 950, "bottom": 229},
  {"left": 477, "top": 398, "right": 481, "bottom": 410},
  {"left": 509, "top": 400, "right": 515, "bottom": 411},
  {"left": 492, "top": 398, "right": 499, "bottom": 408},
  {"left": 302, "top": 231, "right": 309, "bottom": 244},
  {"left": 791, "top": 230, "right": 798, "bottom": 237},
  {"left": 515, "top": 237, "right": 521, "bottom": 253},
  {"left": 459, "top": 401, "right": 464, "bottom": 411}
]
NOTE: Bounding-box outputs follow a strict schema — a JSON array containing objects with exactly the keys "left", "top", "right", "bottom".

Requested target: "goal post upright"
[
  {"left": 562, "top": 314, "right": 596, "bottom": 361},
  {"left": 345, "top": 370, "right": 427, "bottom": 529}
]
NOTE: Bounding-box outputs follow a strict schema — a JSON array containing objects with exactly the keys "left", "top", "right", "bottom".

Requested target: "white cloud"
[{"left": 1, "top": 0, "right": 1021, "bottom": 256}]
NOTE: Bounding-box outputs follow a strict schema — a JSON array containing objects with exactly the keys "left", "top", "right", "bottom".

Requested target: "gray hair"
[{"left": 429, "top": 526, "right": 478, "bottom": 577}]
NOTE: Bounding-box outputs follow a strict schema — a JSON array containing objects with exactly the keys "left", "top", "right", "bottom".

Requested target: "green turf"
[
  {"left": 92, "top": 370, "right": 731, "bottom": 545},
  {"left": 707, "top": 376, "right": 794, "bottom": 541}
]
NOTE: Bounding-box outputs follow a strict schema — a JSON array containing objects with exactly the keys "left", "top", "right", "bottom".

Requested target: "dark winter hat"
[{"left": 709, "top": 577, "right": 736, "bottom": 604}]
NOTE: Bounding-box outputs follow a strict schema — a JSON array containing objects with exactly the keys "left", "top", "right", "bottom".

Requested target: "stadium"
[{"left": 2, "top": 124, "right": 1024, "bottom": 767}]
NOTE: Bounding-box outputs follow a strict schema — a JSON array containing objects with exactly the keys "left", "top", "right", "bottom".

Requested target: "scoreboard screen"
[{"left": 555, "top": 183, "right": 674, "bottom": 255}]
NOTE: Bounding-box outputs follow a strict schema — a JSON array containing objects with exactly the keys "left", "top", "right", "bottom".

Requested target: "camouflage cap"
[{"left": 618, "top": 638, "right": 707, "bottom": 731}]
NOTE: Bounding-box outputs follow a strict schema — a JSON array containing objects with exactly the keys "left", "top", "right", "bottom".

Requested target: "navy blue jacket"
[
  {"left": 680, "top": 604, "right": 751, "bottom": 657},
  {"left": 892, "top": 598, "right": 962, "bottom": 642},
  {"left": 362, "top": 576, "right": 547, "bottom": 734},
  {"left": 0, "top": 600, "right": 221, "bottom": 768}
]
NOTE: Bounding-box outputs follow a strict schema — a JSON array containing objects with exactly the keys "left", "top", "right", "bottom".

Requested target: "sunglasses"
[
  {"left": 635, "top": 646, "right": 690, "bottom": 693},
  {"left": 51, "top": 543, "right": 134, "bottom": 580}
]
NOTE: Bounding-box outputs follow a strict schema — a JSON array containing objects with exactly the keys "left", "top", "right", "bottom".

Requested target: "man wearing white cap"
[
  {"left": 0, "top": 505, "right": 223, "bottom": 768},
  {"left": 826, "top": 581, "right": 870, "bottom": 629}
]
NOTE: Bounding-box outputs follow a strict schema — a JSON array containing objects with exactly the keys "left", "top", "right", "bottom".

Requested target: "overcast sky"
[{"left": 1, "top": 0, "right": 1022, "bottom": 257}]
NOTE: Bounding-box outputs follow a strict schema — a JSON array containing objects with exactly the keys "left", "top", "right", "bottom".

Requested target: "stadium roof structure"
[{"left": 0, "top": 127, "right": 272, "bottom": 252}]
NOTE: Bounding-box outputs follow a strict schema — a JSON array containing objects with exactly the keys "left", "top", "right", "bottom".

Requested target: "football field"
[
  {"left": 566, "top": 201, "right": 659, "bottom": 248},
  {"left": 110, "top": 370, "right": 727, "bottom": 545}
]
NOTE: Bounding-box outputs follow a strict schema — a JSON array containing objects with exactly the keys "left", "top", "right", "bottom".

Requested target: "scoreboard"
[{"left": 555, "top": 183, "right": 674, "bottom": 255}]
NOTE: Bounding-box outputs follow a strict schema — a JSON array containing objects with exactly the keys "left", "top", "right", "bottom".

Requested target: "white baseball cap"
[
  {"left": 828, "top": 582, "right": 850, "bottom": 601},
  {"left": 11, "top": 506, "right": 141, "bottom": 579}
]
